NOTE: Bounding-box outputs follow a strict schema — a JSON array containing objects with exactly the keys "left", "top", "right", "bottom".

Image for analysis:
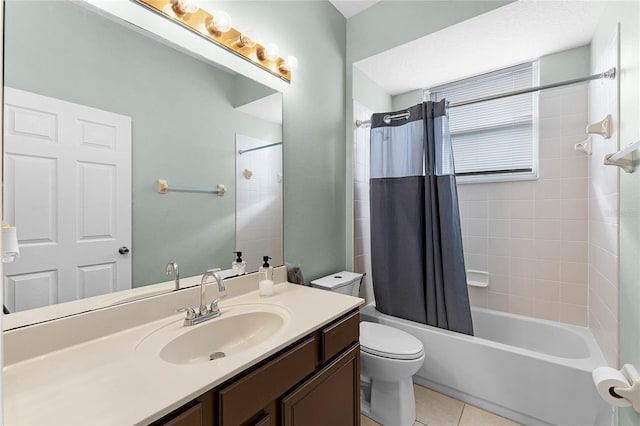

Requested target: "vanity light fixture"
[
  {"left": 280, "top": 55, "right": 299, "bottom": 74},
  {"left": 237, "top": 30, "right": 257, "bottom": 48},
  {"left": 171, "top": 0, "right": 198, "bottom": 16},
  {"left": 257, "top": 43, "right": 280, "bottom": 62},
  {"left": 206, "top": 10, "right": 231, "bottom": 36},
  {"left": 136, "top": 0, "right": 297, "bottom": 83}
]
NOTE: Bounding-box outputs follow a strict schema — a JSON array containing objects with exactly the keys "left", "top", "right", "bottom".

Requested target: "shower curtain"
[{"left": 369, "top": 101, "right": 473, "bottom": 335}]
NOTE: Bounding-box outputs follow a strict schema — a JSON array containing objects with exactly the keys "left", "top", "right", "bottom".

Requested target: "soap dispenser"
[
  {"left": 232, "top": 251, "right": 246, "bottom": 275},
  {"left": 258, "top": 256, "right": 273, "bottom": 281}
]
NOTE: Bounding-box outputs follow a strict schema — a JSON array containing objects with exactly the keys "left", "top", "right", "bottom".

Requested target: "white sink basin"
[{"left": 136, "top": 303, "right": 290, "bottom": 365}]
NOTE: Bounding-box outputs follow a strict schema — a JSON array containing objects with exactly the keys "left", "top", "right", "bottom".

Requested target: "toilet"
[{"left": 311, "top": 272, "right": 425, "bottom": 426}]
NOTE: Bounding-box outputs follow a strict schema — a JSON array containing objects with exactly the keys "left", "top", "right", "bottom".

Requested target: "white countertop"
[{"left": 3, "top": 283, "right": 363, "bottom": 425}]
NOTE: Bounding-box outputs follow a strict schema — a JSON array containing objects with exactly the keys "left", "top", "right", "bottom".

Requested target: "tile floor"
[{"left": 361, "top": 384, "right": 521, "bottom": 426}]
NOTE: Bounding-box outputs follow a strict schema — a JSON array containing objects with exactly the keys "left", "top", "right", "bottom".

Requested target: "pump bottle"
[
  {"left": 258, "top": 256, "right": 273, "bottom": 281},
  {"left": 232, "top": 251, "right": 246, "bottom": 275}
]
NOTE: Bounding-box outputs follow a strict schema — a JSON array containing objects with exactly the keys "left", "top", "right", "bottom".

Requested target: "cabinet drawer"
[
  {"left": 321, "top": 310, "right": 359, "bottom": 362},
  {"left": 218, "top": 336, "right": 317, "bottom": 425}
]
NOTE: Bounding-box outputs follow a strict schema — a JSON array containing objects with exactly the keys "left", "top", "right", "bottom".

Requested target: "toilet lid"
[{"left": 360, "top": 322, "right": 424, "bottom": 360}]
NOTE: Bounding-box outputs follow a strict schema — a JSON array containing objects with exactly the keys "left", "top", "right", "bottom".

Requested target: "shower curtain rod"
[{"left": 355, "top": 67, "right": 616, "bottom": 128}]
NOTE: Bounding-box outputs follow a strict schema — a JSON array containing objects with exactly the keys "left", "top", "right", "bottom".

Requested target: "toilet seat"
[{"left": 360, "top": 322, "right": 424, "bottom": 360}]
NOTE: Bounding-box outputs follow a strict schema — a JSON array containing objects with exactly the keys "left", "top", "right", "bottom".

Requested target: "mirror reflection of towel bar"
[
  {"left": 157, "top": 179, "right": 226, "bottom": 196},
  {"left": 604, "top": 139, "right": 640, "bottom": 174}
]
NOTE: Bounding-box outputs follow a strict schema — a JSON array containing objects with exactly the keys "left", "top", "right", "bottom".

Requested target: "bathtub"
[{"left": 360, "top": 304, "right": 612, "bottom": 426}]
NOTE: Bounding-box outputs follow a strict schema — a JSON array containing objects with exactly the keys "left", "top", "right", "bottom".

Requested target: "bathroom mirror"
[{"left": 2, "top": 0, "right": 284, "bottom": 326}]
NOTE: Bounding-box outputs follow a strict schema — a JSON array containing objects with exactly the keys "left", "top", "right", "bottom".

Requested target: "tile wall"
[
  {"left": 235, "top": 134, "right": 284, "bottom": 273},
  {"left": 587, "top": 32, "right": 619, "bottom": 367},
  {"left": 458, "top": 84, "right": 590, "bottom": 326}
]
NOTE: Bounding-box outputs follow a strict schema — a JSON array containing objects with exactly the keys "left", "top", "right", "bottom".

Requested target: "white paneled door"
[{"left": 3, "top": 87, "right": 132, "bottom": 312}]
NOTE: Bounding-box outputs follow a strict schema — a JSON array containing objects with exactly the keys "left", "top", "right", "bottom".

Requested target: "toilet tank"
[{"left": 310, "top": 271, "right": 364, "bottom": 297}]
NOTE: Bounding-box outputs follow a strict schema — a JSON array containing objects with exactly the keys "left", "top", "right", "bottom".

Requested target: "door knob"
[{"left": 118, "top": 246, "right": 130, "bottom": 255}]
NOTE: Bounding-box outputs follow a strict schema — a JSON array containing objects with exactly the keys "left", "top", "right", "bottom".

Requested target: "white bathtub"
[{"left": 360, "top": 304, "right": 612, "bottom": 426}]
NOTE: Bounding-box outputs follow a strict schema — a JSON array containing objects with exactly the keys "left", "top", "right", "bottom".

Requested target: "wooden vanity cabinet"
[
  {"left": 150, "top": 392, "right": 214, "bottom": 426},
  {"left": 281, "top": 343, "right": 360, "bottom": 426},
  {"left": 152, "top": 309, "right": 360, "bottom": 426}
]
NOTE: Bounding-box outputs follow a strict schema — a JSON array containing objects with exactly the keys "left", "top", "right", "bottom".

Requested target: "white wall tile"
[
  {"left": 560, "top": 220, "right": 588, "bottom": 242},
  {"left": 561, "top": 241, "right": 589, "bottom": 263},
  {"left": 510, "top": 200, "right": 535, "bottom": 219},
  {"left": 535, "top": 179, "right": 563, "bottom": 200},
  {"left": 510, "top": 238, "right": 536, "bottom": 258},
  {"left": 587, "top": 38, "right": 620, "bottom": 364},
  {"left": 488, "top": 273, "right": 510, "bottom": 294},
  {"left": 560, "top": 283, "right": 588, "bottom": 306},
  {"left": 487, "top": 255, "right": 510, "bottom": 275},
  {"left": 488, "top": 219, "right": 509, "bottom": 238},
  {"left": 488, "top": 200, "right": 510, "bottom": 219},
  {"left": 561, "top": 198, "right": 589, "bottom": 220},
  {"left": 561, "top": 262, "right": 588, "bottom": 284},
  {"left": 539, "top": 137, "right": 562, "bottom": 159},
  {"left": 487, "top": 292, "right": 509, "bottom": 312},
  {"left": 535, "top": 199, "right": 563, "bottom": 220},
  {"left": 562, "top": 178, "right": 589, "bottom": 198},
  {"left": 533, "top": 259, "right": 561, "bottom": 281},
  {"left": 509, "top": 295, "right": 533, "bottom": 316},
  {"left": 534, "top": 279, "right": 560, "bottom": 302},
  {"left": 533, "top": 299, "right": 560, "bottom": 321},
  {"left": 509, "top": 220, "right": 534, "bottom": 239},
  {"left": 559, "top": 303, "right": 588, "bottom": 326},
  {"left": 467, "top": 286, "right": 488, "bottom": 308}
]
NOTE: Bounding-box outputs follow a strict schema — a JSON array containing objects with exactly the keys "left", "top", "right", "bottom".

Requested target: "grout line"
[{"left": 457, "top": 404, "right": 467, "bottom": 426}]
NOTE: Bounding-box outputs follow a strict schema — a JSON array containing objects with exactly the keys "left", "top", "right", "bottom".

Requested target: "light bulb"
[
  {"left": 264, "top": 43, "right": 280, "bottom": 61},
  {"left": 171, "top": 0, "right": 198, "bottom": 15},
  {"left": 213, "top": 11, "right": 231, "bottom": 32},
  {"left": 282, "top": 56, "right": 299, "bottom": 72},
  {"left": 237, "top": 29, "right": 257, "bottom": 48}
]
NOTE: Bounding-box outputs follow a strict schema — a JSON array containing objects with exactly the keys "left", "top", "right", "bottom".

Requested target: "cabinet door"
[
  {"left": 154, "top": 402, "right": 202, "bottom": 426},
  {"left": 152, "top": 391, "right": 214, "bottom": 426},
  {"left": 281, "top": 344, "right": 360, "bottom": 426}
]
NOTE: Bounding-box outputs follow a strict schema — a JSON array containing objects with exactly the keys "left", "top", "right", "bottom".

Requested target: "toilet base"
[{"left": 362, "top": 377, "right": 417, "bottom": 426}]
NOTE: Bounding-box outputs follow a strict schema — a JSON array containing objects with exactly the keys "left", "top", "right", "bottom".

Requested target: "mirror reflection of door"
[{"left": 3, "top": 87, "right": 132, "bottom": 313}]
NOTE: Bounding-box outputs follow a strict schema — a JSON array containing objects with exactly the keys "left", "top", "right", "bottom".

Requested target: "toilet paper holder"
[{"left": 594, "top": 364, "right": 640, "bottom": 413}]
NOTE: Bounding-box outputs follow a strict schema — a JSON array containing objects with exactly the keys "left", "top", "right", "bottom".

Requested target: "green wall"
[
  {"left": 4, "top": 0, "right": 282, "bottom": 286},
  {"left": 539, "top": 45, "right": 591, "bottom": 85},
  {"left": 591, "top": 2, "right": 640, "bottom": 425},
  {"left": 352, "top": 67, "right": 392, "bottom": 113}
]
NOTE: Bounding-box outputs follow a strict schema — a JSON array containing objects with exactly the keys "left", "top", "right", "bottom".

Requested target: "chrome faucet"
[
  {"left": 177, "top": 268, "right": 227, "bottom": 326},
  {"left": 165, "top": 261, "right": 180, "bottom": 291}
]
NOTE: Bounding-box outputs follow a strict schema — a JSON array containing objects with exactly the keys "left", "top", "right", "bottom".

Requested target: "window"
[{"left": 427, "top": 62, "right": 539, "bottom": 182}]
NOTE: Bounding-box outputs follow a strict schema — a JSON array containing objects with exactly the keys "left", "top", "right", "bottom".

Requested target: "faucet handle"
[
  {"left": 176, "top": 306, "right": 196, "bottom": 319},
  {"left": 209, "top": 294, "right": 228, "bottom": 313}
]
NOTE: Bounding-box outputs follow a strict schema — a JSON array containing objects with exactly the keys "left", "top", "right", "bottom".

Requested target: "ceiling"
[
  {"left": 353, "top": 1, "right": 606, "bottom": 96},
  {"left": 329, "top": 0, "right": 380, "bottom": 18}
]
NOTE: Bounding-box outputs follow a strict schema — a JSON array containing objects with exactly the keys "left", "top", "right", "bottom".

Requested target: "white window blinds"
[{"left": 428, "top": 62, "right": 538, "bottom": 177}]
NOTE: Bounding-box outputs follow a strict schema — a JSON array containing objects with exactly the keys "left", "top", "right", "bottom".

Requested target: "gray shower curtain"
[{"left": 369, "top": 101, "right": 473, "bottom": 335}]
